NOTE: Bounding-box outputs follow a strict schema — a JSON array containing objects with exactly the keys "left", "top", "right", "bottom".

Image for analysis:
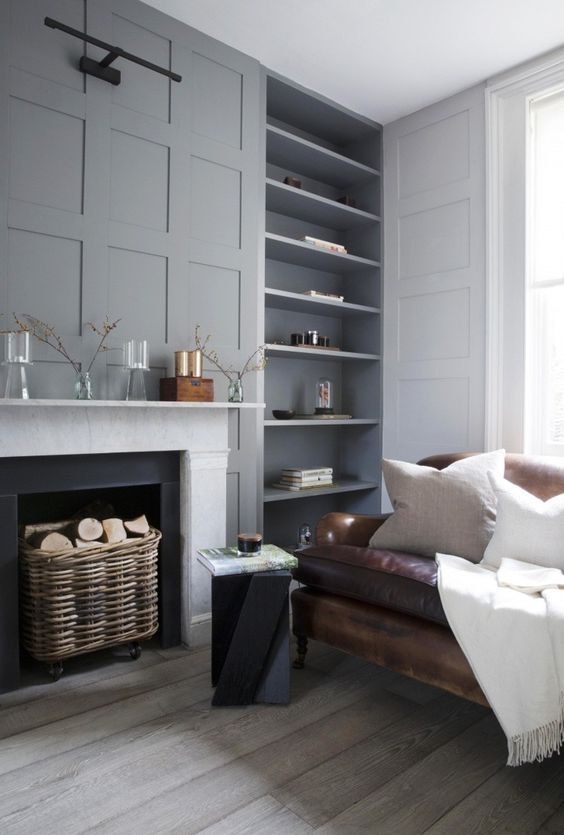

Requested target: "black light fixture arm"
[{"left": 44, "top": 17, "right": 182, "bottom": 86}]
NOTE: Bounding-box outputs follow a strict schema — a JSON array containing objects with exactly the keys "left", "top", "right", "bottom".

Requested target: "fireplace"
[{"left": 0, "top": 400, "right": 247, "bottom": 692}]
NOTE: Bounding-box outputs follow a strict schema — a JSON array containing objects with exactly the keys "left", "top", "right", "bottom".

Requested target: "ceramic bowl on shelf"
[{"left": 272, "top": 410, "right": 295, "bottom": 420}]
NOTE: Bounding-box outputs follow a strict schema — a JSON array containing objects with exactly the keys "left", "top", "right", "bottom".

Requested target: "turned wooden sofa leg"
[{"left": 293, "top": 634, "right": 308, "bottom": 669}]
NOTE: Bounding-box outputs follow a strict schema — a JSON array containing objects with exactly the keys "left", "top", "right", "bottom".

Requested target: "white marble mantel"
[{"left": 0, "top": 399, "right": 264, "bottom": 645}]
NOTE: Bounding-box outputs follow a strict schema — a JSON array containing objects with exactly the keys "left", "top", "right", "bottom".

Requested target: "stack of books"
[
  {"left": 197, "top": 545, "right": 297, "bottom": 576},
  {"left": 302, "top": 289, "right": 345, "bottom": 302},
  {"left": 301, "top": 236, "right": 348, "bottom": 254},
  {"left": 273, "top": 467, "right": 334, "bottom": 492}
]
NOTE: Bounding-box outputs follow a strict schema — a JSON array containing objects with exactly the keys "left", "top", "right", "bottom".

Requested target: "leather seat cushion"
[{"left": 293, "top": 544, "right": 447, "bottom": 626}]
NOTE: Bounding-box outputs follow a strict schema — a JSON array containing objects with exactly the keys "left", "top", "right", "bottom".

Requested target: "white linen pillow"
[
  {"left": 482, "top": 472, "right": 564, "bottom": 570},
  {"left": 369, "top": 450, "right": 505, "bottom": 563}
]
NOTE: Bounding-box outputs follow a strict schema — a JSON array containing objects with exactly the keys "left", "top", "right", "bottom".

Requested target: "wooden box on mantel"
[{"left": 160, "top": 377, "right": 214, "bottom": 402}]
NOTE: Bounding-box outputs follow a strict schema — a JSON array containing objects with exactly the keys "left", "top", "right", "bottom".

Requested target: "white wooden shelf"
[
  {"left": 264, "top": 418, "right": 380, "bottom": 427},
  {"left": 266, "top": 124, "right": 380, "bottom": 188},
  {"left": 265, "top": 288, "right": 379, "bottom": 318},
  {"left": 264, "top": 478, "right": 379, "bottom": 503},
  {"left": 265, "top": 233, "right": 380, "bottom": 273},
  {"left": 265, "top": 344, "right": 379, "bottom": 361},
  {"left": 265, "top": 178, "right": 379, "bottom": 229}
]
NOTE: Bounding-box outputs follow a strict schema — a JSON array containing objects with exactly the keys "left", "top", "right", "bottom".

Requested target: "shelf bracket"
[{"left": 44, "top": 17, "right": 182, "bottom": 86}]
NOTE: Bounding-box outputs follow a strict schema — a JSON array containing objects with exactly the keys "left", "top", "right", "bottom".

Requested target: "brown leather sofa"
[{"left": 292, "top": 452, "right": 564, "bottom": 707}]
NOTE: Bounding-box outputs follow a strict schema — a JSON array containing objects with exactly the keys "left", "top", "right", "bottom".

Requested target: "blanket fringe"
[{"left": 507, "top": 693, "right": 564, "bottom": 766}]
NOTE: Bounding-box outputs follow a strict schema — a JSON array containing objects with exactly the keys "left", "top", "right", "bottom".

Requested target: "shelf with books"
[
  {"left": 264, "top": 288, "right": 379, "bottom": 318},
  {"left": 266, "top": 178, "right": 380, "bottom": 229},
  {"left": 261, "top": 71, "right": 382, "bottom": 545},
  {"left": 265, "top": 233, "right": 380, "bottom": 273},
  {"left": 264, "top": 479, "right": 379, "bottom": 503},
  {"left": 266, "top": 124, "right": 380, "bottom": 188}
]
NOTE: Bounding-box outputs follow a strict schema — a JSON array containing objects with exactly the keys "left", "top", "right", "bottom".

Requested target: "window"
[
  {"left": 486, "top": 53, "right": 564, "bottom": 454},
  {"left": 526, "top": 91, "right": 564, "bottom": 455}
]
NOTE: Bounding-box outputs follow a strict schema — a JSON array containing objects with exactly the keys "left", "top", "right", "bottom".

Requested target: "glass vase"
[
  {"left": 3, "top": 332, "right": 31, "bottom": 399},
  {"left": 74, "top": 371, "right": 93, "bottom": 400},
  {"left": 4, "top": 363, "right": 30, "bottom": 399},
  {"left": 228, "top": 378, "right": 243, "bottom": 403},
  {"left": 126, "top": 368, "right": 147, "bottom": 401}
]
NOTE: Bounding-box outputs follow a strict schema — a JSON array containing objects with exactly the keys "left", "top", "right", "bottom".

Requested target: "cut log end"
[
  {"left": 31, "top": 531, "right": 73, "bottom": 552},
  {"left": 102, "top": 518, "right": 127, "bottom": 544},
  {"left": 75, "top": 517, "right": 104, "bottom": 542},
  {"left": 124, "top": 514, "right": 150, "bottom": 537}
]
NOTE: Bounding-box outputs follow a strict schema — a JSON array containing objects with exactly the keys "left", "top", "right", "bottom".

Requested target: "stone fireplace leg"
[{"left": 181, "top": 449, "right": 230, "bottom": 645}]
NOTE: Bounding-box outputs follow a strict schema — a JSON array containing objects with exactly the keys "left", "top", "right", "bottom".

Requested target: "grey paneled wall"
[
  {"left": 0, "top": 0, "right": 261, "bottom": 543},
  {"left": 382, "top": 85, "right": 486, "bottom": 469}
]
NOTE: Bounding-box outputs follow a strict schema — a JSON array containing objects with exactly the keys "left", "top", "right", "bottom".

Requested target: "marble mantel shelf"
[{"left": 0, "top": 399, "right": 265, "bottom": 409}]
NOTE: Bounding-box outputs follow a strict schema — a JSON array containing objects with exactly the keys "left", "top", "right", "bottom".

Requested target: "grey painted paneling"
[
  {"left": 398, "top": 110, "right": 470, "bottom": 198},
  {"left": 399, "top": 200, "right": 470, "bottom": 279},
  {"left": 10, "top": 0, "right": 86, "bottom": 92},
  {"left": 108, "top": 247, "right": 168, "bottom": 343},
  {"left": 190, "top": 156, "right": 241, "bottom": 248},
  {"left": 192, "top": 52, "right": 242, "bottom": 149},
  {"left": 10, "top": 98, "right": 84, "bottom": 213},
  {"left": 111, "top": 13, "right": 171, "bottom": 122},
  {"left": 187, "top": 262, "right": 241, "bottom": 349},
  {"left": 1, "top": 0, "right": 262, "bottom": 556},
  {"left": 110, "top": 130, "right": 170, "bottom": 231},
  {"left": 397, "top": 377, "right": 470, "bottom": 450},
  {"left": 399, "top": 288, "right": 470, "bottom": 362},
  {"left": 383, "top": 87, "right": 486, "bottom": 470},
  {"left": 7, "top": 229, "right": 83, "bottom": 335}
]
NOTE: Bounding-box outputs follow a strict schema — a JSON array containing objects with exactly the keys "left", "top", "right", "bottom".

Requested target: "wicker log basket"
[{"left": 19, "top": 520, "right": 161, "bottom": 680}]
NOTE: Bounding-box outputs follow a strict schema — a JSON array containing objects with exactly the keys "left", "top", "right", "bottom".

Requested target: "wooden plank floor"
[{"left": 1, "top": 641, "right": 564, "bottom": 834}]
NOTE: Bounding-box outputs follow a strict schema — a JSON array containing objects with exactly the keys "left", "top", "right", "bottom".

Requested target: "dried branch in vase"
[
  {"left": 194, "top": 324, "right": 267, "bottom": 381},
  {"left": 13, "top": 314, "right": 121, "bottom": 374}
]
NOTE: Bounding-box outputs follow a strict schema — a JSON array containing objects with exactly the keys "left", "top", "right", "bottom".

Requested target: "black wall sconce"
[{"left": 44, "top": 17, "right": 182, "bottom": 86}]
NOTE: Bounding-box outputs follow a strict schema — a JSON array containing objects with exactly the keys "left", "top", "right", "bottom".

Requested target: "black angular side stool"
[{"left": 210, "top": 570, "right": 291, "bottom": 706}]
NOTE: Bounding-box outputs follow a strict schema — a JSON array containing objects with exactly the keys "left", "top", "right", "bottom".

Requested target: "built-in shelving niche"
[{"left": 261, "top": 72, "right": 383, "bottom": 546}]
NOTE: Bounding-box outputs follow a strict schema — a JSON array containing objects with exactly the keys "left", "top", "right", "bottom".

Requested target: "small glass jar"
[
  {"left": 228, "top": 378, "right": 243, "bottom": 403},
  {"left": 315, "top": 377, "right": 334, "bottom": 414},
  {"left": 74, "top": 370, "right": 93, "bottom": 400}
]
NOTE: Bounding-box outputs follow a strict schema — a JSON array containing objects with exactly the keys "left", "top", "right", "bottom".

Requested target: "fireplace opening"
[
  {"left": 18, "top": 484, "right": 162, "bottom": 534},
  {"left": 0, "top": 451, "right": 181, "bottom": 691}
]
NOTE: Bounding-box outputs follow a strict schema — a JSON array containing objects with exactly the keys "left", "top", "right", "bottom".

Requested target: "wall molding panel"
[
  {"left": 383, "top": 85, "right": 486, "bottom": 470},
  {"left": 1, "top": 0, "right": 262, "bottom": 545}
]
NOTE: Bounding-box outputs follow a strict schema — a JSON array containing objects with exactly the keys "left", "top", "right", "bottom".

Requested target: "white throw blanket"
[{"left": 436, "top": 553, "right": 564, "bottom": 765}]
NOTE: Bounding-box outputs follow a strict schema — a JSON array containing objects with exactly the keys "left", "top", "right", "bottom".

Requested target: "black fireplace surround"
[{"left": 0, "top": 451, "right": 181, "bottom": 692}]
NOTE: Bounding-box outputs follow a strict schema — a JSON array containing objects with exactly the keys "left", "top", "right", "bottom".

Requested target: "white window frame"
[{"left": 485, "top": 48, "right": 564, "bottom": 452}]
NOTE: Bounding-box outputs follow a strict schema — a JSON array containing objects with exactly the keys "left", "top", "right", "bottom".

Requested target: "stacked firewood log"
[{"left": 22, "top": 511, "right": 150, "bottom": 552}]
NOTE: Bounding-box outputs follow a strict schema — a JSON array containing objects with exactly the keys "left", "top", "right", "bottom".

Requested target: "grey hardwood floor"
[{"left": 1, "top": 641, "right": 564, "bottom": 834}]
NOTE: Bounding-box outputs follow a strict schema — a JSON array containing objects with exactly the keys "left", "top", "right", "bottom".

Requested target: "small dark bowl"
[{"left": 272, "top": 410, "right": 295, "bottom": 420}]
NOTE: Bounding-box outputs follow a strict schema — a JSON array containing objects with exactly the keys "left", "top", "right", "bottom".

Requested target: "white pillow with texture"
[
  {"left": 369, "top": 450, "right": 505, "bottom": 563},
  {"left": 482, "top": 472, "right": 564, "bottom": 570}
]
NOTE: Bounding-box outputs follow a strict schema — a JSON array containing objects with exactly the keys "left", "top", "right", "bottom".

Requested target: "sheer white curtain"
[{"left": 526, "top": 91, "right": 564, "bottom": 455}]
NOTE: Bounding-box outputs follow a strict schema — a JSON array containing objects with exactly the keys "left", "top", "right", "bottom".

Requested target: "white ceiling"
[{"left": 141, "top": 0, "right": 564, "bottom": 124}]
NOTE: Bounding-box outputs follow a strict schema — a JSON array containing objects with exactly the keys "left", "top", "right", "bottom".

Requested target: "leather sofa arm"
[{"left": 315, "top": 512, "right": 391, "bottom": 547}]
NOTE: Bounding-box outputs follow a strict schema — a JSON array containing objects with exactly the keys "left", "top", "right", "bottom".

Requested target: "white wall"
[{"left": 382, "top": 84, "right": 486, "bottom": 468}]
